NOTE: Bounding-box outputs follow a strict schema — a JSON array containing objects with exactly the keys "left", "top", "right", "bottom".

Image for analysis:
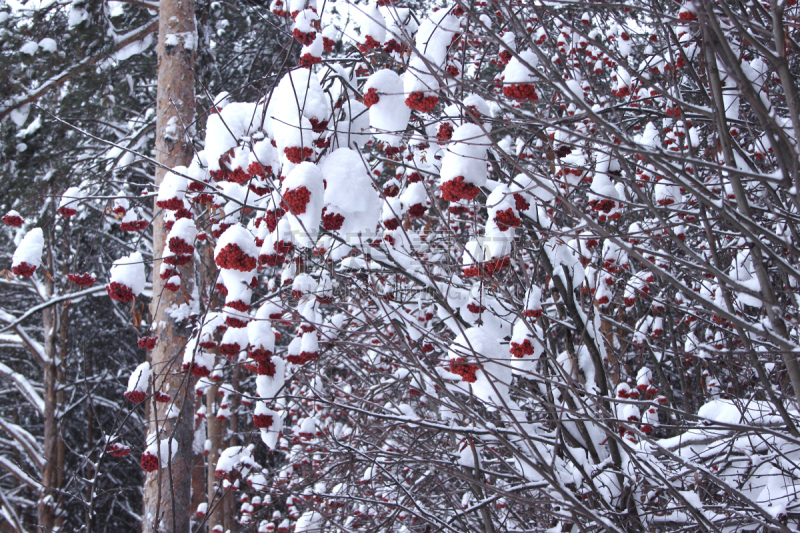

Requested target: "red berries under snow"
[
  {"left": 2, "top": 210, "right": 23, "bottom": 227},
  {"left": 140, "top": 452, "right": 159, "bottom": 472},
  {"left": 449, "top": 358, "right": 479, "bottom": 383},
  {"left": 107, "top": 252, "right": 146, "bottom": 302},
  {"left": 363, "top": 88, "right": 380, "bottom": 108},
  {"left": 105, "top": 443, "right": 131, "bottom": 457},
  {"left": 11, "top": 228, "right": 43, "bottom": 278},
  {"left": 405, "top": 92, "right": 438, "bottom": 112},
  {"left": 281, "top": 186, "right": 311, "bottom": 215},
  {"left": 440, "top": 124, "right": 490, "bottom": 202},
  {"left": 125, "top": 362, "right": 150, "bottom": 403},
  {"left": 137, "top": 336, "right": 158, "bottom": 350},
  {"left": 67, "top": 273, "right": 96, "bottom": 287},
  {"left": 441, "top": 176, "right": 481, "bottom": 202},
  {"left": 253, "top": 412, "right": 274, "bottom": 429},
  {"left": 58, "top": 187, "right": 83, "bottom": 217},
  {"left": 215, "top": 225, "right": 259, "bottom": 272}
]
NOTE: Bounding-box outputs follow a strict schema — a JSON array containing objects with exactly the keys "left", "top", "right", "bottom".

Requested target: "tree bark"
[
  {"left": 206, "top": 385, "right": 226, "bottom": 533},
  {"left": 142, "top": 0, "right": 197, "bottom": 531},
  {"left": 37, "top": 233, "right": 67, "bottom": 533}
]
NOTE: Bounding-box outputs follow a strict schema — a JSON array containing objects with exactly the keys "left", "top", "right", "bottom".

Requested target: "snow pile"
[
  {"left": 280, "top": 162, "right": 324, "bottom": 248},
  {"left": 440, "top": 124, "right": 490, "bottom": 202},
  {"left": 124, "top": 362, "right": 150, "bottom": 403},
  {"left": 319, "top": 148, "right": 380, "bottom": 235},
  {"left": 107, "top": 252, "right": 146, "bottom": 302},
  {"left": 11, "top": 228, "right": 43, "bottom": 278},
  {"left": 364, "top": 69, "right": 410, "bottom": 149}
]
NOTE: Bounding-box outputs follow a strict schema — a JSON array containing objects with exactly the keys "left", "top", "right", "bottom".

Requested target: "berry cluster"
[
  {"left": 106, "top": 281, "right": 135, "bottom": 302},
  {"left": 523, "top": 308, "right": 543, "bottom": 319},
  {"left": 220, "top": 342, "right": 244, "bottom": 358},
  {"left": 2, "top": 213, "right": 23, "bottom": 226},
  {"left": 225, "top": 315, "right": 249, "bottom": 328},
  {"left": 284, "top": 146, "right": 314, "bottom": 164},
  {"left": 322, "top": 210, "right": 345, "bottom": 231},
  {"left": 363, "top": 88, "right": 380, "bottom": 108},
  {"left": 286, "top": 351, "right": 318, "bottom": 365},
  {"left": 249, "top": 348, "right": 273, "bottom": 365},
  {"left": 140, "top": 452, "right": 159, "bottom": 472},
  {"left": 383, "top": 217, "right": 400, "bottom": 230},
  {"left": 509, "top": 339, "right": 535, "bottom": 358},
  {"left": 183, "top": 361, "right": 212, "bottom": 378},
  {"left": 494, "top": 208, "right": 521, "bottom": 231},
  {"left": 448, "top": 358, "right": 478, "bottom": 383},
  {"left": 441, "top": 176, "right": 480, "bottom": 202},
  {"left": 155, "top": 197, "right": 184, "bottom": 211},
  {"left": 405, "top": 92, "right": 438, "bottom": 112},
  {"left": 137, "top": 336, "right": 158, "bottom": 350},
  {"left": 105, "top": 443, "right": 131, "bottom": 457},
  {"left": 462, "top": 257, "right": 511, "bottom": 278},
  {"left": 299, "top": 53, "right": 322, "bottom": 68},
  {"left": 282, "top": 186, "right": 312, "bottom": 215},
  {"left": 503, "top": 83, "right": 539, "bottom": 101},
  {"left": 293, "top": 28, "right": 316, "bottom": 45},
  {"left": 120, "top": 219, "right": 148, "bottom": 232},
  {"left": 358, "top": 35, "right": 381, "bottom": 53},
  {"left": 225, "top": 300, "right": 252, "bottom": 313},
  {"left": 124, "top": 390, "right": 146, "bottom": 403},
  {"left": 407, "top": 203, "right": 426, "bottom": 218},
  {"left": 253, "top": 414, "right": 274, "bottom": 429},
  {"left": 155, "top": 392, "right": 171, "bottom": 403},
  {"left": 169, "top": 236, "right": 195, "bottom": 255},
  {"left": 163, "top": 253, "right": 191, "bottom": 266},
  {"left": 215, "top": 243, "right": 257, "bottom": 271},
  {"left": 67, "top": 273, "right": 96, "bottom": 287}
]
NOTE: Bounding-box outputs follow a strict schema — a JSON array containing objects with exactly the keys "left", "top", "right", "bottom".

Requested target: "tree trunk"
[
  {"left": 37, "top": 235, "right": 66, "bottom": 533},
  {"left": 142, "top": 0, "right": 197, "bottom": 530},
  {"left": 205, "top": 385, "right": 226, "bottom": 533}
]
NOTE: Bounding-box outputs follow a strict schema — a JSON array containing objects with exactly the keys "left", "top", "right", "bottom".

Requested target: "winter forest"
[{"left": 2, "top": 0, "right": 800, "bottom": 531}]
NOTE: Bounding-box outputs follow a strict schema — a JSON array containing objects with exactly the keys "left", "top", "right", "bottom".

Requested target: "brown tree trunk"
[
  {"left": 37, "top": 236, "right": 67, "bottom": 533},
  {"left": 142, "top": 0, "right": 197, "bottom": 530},
  {"left": 205, "top": 385, "right": 226, "bottom": 533}
]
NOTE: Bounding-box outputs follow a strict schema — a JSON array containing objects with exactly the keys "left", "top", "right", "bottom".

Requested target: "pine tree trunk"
[{"left": 142, "top": 0, "right": 197, "bottom": 530}]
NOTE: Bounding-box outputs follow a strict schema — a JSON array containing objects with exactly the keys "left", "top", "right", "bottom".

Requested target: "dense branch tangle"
[{"left": 6, "top": 0, "right": 800, "bottom": 531}]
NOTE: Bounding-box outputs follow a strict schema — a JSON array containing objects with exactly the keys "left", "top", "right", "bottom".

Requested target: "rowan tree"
[{"left": 6, "top": 0, "right": 800, "bottom": 532}]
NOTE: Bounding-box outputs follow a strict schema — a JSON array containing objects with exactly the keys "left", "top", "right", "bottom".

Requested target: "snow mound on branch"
[
  {"left": 256, "top": 357, "right": 286, "bottom": 400},
  {"left": 502, "top": 50, "right": 538, "bottom": 84},
  {"left": 11, "top": 228, "right": 43, "bottom": 277},
  {"left": 156, "top": 166, "right": 189, "bottom": 209},
  {"left": 415, "top": 10, "right": 460, "bottom": 65},
  {"left": 271, "top": 69, "right": 329, "bottom": 137},
  {"left": 205, "top": 102, "right": 261, "bottom": 173},
  {"left": 280, "top": 162, "right": 325, "bottom": 248},
  {"left": 215, "top": 224, "right": 259, "bottom": 271},
  {"left": 356, "top": 2, "right": 386, "bottom": 49},
  {"left": 256, "top": 403, "right": 284, "bottom": 449},
  {"left": 295, "top": 511, "right": 323, "bottom": 532},
  {"left": 319, "top": 148, "right": 380, "bottom": 235},
  {"left": 125, "top": 362, "right": 150, "bottom": 402},
  {"left": 448, "top": 326, "right": 512, "bottom": 405},
  {"left": 440, "top": 123, "right": 490, "bottom": 201},
  {"left": 216, "top": 444, "right": 256, "bottom": 479},
  {"left": 141, "top": 435, "right": 178, "bottom": 471},
  {"left": 108, "top": 252, "right": 146, "bottom": 300},
  {"left": 364, "top": 69, "right": 410, "bottom": 146},
  {"left": 58, "top": 186, "right": 85, "bottom": 216},
  {"left": 332, "top": 99, "right": 370, "bottom": 149}
]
